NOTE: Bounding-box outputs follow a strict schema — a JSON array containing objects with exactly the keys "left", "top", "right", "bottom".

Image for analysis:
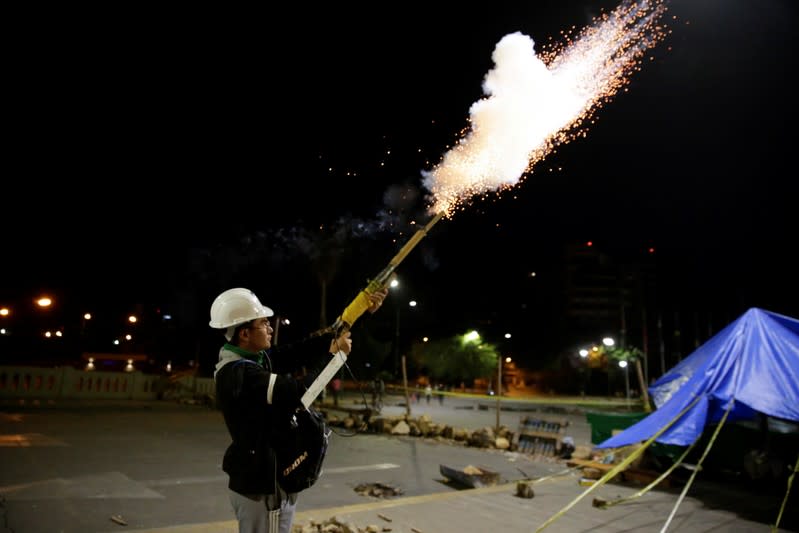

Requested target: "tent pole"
[
  {"left": 535, "top": 393, "right": 703, "bottom": 533},
  {"left": 772, "top": 452, "right": 799, "bottom": 532},
  {"left": 635, "top": 358, "right": 651, "bottom": 412},
  {"left": 659, "top": 399, "right": 735, "bottom": 533},
  {"left": 595, "top": 440, "right": 698, "bottom": 509}
]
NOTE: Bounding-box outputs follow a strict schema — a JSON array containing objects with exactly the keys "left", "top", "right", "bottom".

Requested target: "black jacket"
[{"left": 214, "top": 333, "right": 331, "bottom": 495}]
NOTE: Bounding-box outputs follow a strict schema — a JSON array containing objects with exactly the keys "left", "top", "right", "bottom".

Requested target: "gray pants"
[{"left": 228, "top": 487, "right": 298, "bottom": 533}]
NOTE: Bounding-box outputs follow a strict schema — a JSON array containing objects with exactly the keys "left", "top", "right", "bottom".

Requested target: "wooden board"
[
  {"left": 439, "top": 464, "right": 500, "bottom": 488},
  {"left": 567, "top": 458, "right": 672, "bottom": 487},
  {"left": 566, "top": 458, "right": 619, "bottom": 472}
]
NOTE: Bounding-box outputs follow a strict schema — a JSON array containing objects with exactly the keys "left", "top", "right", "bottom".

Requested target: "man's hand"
[
  {"left": 330, "top": 330, "right": 352, "bottom": 355},
  {"left": 367, "top": 287, "right": 389, "bottom": 314}
]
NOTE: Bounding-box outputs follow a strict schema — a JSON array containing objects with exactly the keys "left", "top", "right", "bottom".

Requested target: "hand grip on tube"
[{"left": 338, "top": 290, "right": 375, "bottom": 331}]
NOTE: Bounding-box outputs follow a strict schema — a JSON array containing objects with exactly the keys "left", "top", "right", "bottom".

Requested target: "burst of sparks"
[{"left": 422, "top": 0, "right": 670, "bottom": 217}]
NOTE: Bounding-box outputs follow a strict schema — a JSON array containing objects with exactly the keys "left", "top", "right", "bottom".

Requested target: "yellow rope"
[
  {"left": 772, "top": 451, "right": 799, "bottom": 532},
  {"left": 596, "top": 440, "right": 697, "bottom": 509},
  {"left": 534, "top": 393, "right": 703, "bottom": 533},
  {"left": 659, "top": 399, "right": 734, "bottom": 533}
]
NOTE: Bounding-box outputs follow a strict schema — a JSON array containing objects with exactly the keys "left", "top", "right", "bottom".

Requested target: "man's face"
[{"left": 241, "top": 317, "right": 273, "bottom": 351}]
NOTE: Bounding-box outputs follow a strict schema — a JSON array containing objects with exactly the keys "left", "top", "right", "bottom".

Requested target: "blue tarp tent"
[{"left": 597, "top": 307, "right": 799, "bottom": 449}]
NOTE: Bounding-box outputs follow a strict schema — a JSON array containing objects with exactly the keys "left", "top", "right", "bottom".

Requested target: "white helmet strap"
[{"left": 224, "top": 326, "right": 236, "bottom": 342}]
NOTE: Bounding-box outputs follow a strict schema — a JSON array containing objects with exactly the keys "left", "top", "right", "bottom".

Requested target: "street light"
[
  {"left": 464, "top": 330, "right": 480, "bottom": 343},
  {"left": 618, "top": 359, "right": 631, "bottom": 402},
  {"left": 389, "top": 279, "right": 419, "bottom": 371},
  {"left": 496, "top": 353, "right": 503, "bottom": 432},
  {"left": 273, "top": 316, "right": 290, "bottom": 346},
  {"left": 579, "top": 334, "right": 642, "bottom": 405},
  {"left": 0, "top": 307, "right": 9, "bottom": 336},
  {"left": 390, "top": 279, "right": 401, "bottom": 375},
  {"left": 602, "top": 335, "right": 640, "bottom": 405}
]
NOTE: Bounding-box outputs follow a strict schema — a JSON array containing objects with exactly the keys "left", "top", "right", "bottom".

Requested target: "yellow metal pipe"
[{"left": 333, "top": 211, "right": 446, "bottom": 334}]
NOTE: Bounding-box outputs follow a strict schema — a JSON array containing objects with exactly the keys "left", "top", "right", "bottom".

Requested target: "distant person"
[
  {"left": 436, "top": 383, "right": 444, "bottom": 405},
  {"left": 559, "top": 436, "right": 576, "bottom": 459},
  {"left": 370, "top": 378, "right": 378, "bottom": 407},
  {"left": 371, "top": 377, "right": 385, "bottom": 409},
  {"left": 331, "top": 377, "right": 342, "bottom": 407},
  {"left": 425, "top": 384, "right": 433, "bottom": 404},
  {"left": 210, "top": 287, "right": 387, "bottom": 533}
]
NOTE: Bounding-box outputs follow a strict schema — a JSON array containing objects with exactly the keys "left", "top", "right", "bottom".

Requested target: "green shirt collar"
[{"left": 223, "top": 343, "right": 266, "bottom": 366}]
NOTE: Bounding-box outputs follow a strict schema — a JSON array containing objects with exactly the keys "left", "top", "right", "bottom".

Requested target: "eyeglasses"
[{"left": 248, "top": 320, "right": 272, "bottom": 331}]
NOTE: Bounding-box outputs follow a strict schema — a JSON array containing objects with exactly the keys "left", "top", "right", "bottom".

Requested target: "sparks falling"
[{"left": 422, "top": 0, "right": 670, "bottom": 216}]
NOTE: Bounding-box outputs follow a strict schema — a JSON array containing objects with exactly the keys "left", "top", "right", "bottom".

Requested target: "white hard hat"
[{"left": 209, "top": 288, "right": 274, "bottom": 331}]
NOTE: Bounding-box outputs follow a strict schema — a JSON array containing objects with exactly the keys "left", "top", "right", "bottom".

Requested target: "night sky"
[{"left": 3, "top": 1, "right": 798, "bottom": 369}]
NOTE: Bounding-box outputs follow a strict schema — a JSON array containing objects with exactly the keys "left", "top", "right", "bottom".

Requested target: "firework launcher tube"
[
  {"left": 332, "top": 211, "right": 445, "bottom": 334},
  {"left": 302, "top": 212, "right": 445, "bottom": 407}
]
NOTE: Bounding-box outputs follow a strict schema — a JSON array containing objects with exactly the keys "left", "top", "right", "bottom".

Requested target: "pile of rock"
[
  {"left": 291, "top": 516, "right": 388, "bottom": 533},
  {"left": 322, "top": 410, "right": 514, "bottom": 451}
]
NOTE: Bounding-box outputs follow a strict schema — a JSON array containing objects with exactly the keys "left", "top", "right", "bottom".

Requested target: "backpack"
[
  {"left": 271, "top": 405, "right": 330, "bottom": 493},
  {"left": 228, "top": 358, "right": 330, "bottom": 494}
]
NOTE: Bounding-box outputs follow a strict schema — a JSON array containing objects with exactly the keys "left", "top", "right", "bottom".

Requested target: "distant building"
[{"left": 559, "top": 241, "right": 657, "bottom": 352}]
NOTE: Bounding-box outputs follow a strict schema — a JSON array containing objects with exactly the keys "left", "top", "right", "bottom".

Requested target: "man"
[
  {"left": 211, "top": 287, "right": 387, "bottom": 532},
  {"left": 372, "top": 377, "right": 385, "bottom": 410},
  {"left": 331, "top": 376, "right": 341, "bottom": 407}
]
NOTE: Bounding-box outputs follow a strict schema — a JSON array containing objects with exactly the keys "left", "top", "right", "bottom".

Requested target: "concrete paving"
[
  {"left": 125, "top": 474, "right": 798, "bottom": 533},
  {"left": 0, "top": 395, "right": 796, "bottom": 532}
]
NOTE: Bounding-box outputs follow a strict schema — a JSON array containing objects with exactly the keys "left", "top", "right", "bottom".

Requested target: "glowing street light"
[
  {"left": 464, "top": 330, "right": 481, "bottom": 343},
  {"left": 273, "top": 316, "right": 291, "bottom": 345},
  {"left": 389, "top": 278, "right": 402, "bottom": 375},
  {"left": 619, "top": 359, "right": 630, "bottom": 401},
  {"left": 37, "top": 297, "right": 52, "bottom": 308}
]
